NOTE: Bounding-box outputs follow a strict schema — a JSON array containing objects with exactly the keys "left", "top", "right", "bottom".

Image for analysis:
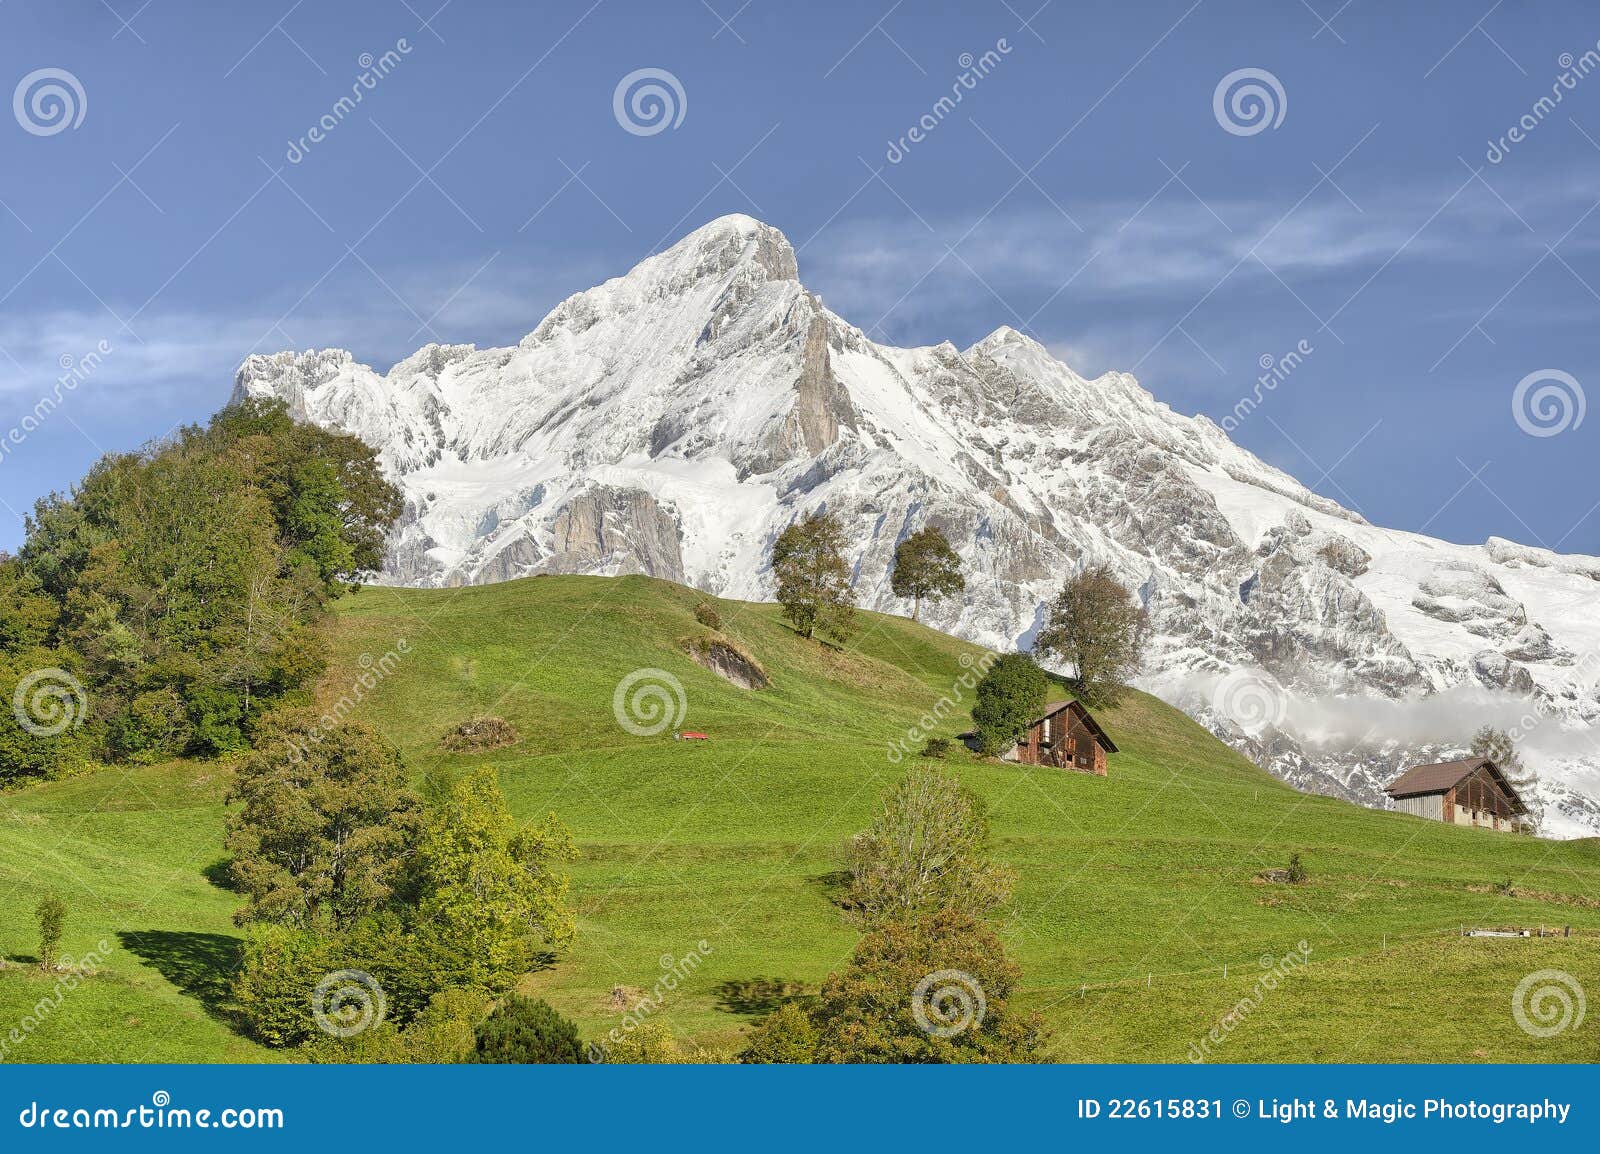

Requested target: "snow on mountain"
[{"left": 233, "top": 214, "right": 1600, "bottom": 837}]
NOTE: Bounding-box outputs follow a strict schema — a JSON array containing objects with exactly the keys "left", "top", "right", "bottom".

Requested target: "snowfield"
[{"left": 234, "top": 215, "right": 1600, "bottom": 837}]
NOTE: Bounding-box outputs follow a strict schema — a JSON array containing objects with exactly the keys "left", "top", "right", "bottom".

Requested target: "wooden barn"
[
  {"left": 960, "top": 700, "right": 1118, "bottom": 776},
  {"left": 1384, "top": 756, "right": 1531, "bottom": 833}
]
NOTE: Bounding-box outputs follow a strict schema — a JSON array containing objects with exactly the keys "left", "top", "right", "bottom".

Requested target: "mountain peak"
[
  {"left": 968, "top": 325, "right": 1046, "bottom": 356},
  {"left": 660, "top": 213, "right": 798, "bottom": 283}
]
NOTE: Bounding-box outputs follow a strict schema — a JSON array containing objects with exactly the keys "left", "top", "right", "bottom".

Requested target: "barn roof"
[
  {"left": 1035, "top": 700, "right": 1120, "bottom": 753},
  {"left": 1384, "top": 756, "right": 1525, "bottom": 811}
]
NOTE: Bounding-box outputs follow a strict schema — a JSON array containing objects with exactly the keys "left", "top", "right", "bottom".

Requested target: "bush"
[
  {"left": 847, "top": 767, "right": 1013, "bottom": 924},
  {"left": 35, "top": 891, "right": 66, "bottom": 971},
  {"left": 739, "top": 1001, "right": 818, "bottom": 1064},
  {"left": 970, "top": 654, "right": 1048, "bottom": 756},
  {"left": 693, "top": 602, "right": 723, "bottom": 630},
  {"left": 233, "top": 925, "right": 334, "bottom": 1047},
  {"left": 466, "top": 995, "right": 584, "bottom": 1064},
  {"left": 919, "top": 736, "right": 951, "bottom": 759},
  {"left": 305, "top": 987, "right": 485, "bottom": 1064},
  {"left": 1286, "top": 853, "right": 1308, "bottom": 885},
  {"left": 810, "top": 909, "right": 1048, "bottom": 1063}
]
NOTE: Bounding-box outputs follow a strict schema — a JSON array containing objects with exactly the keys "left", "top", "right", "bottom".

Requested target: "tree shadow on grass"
[
  {"left": 714, "top": 977, "right": 816, "bottom": 1016},
  {"left": 117, "top": 930, "right": 242, "bottom": 1025},
  {"left": 200, "top": 858, "right": 242, "bottom": 893}
]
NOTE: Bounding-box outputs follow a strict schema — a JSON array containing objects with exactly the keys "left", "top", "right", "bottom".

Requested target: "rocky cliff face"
[{"left": 233, "top": 215, "right": 1600, "bottom": 838}]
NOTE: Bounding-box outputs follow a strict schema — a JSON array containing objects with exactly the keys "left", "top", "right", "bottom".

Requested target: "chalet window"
[{"left": 1043, "top": 716, "right": 1052, "bottom": 745}]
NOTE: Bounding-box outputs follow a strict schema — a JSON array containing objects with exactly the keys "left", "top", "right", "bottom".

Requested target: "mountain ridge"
[{"left": 232, "top": 214, "right": 1600, "bottom": 837}]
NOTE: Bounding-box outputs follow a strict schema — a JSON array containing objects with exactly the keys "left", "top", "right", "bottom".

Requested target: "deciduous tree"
[
  {"left": 970, "top": 653, "right": 1047, "bottom": 756},
  {"left": 225, "top": 711, "right": 423, "bottom": 930},
  {"left": 413, "top": 767, "right": 577, "bottom": 992},
  {"left": 809, "top": 909, "right": 1047, "bottom": 1063},
  {"left": 890, "top": 527, "right": 965, "bottom": 621},
  {"left": 771, "top": 510, "right": 856, "bottom": 643},
  {"left": 1034, "top": 564, "right": 1146, "bottom": 705}
]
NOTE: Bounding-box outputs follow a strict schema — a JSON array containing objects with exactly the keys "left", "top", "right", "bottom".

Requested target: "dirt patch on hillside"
[
  {"left": 684, "top": 636, "right": 769, "bottom": 690},
  {"left": 442, "top": 716, "right": 520, "bottom": 752}
]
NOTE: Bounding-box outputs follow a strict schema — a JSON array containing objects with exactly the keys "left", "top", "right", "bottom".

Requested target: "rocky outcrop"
[
  {"left": 685, "top": 637, "right": 768, "bottom": 690},
  {"left": 546, "top": 486, "right": 685, "bottom": 583}
]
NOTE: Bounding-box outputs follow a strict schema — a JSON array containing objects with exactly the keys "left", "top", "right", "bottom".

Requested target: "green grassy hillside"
[{"left": 3, "top": 574, "right": 1597, "bottom": 1062}]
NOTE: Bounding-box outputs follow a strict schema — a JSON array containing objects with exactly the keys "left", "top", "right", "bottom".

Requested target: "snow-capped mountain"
[{"left": 233, "top": 215, "right": 1600, "bottom": 837}]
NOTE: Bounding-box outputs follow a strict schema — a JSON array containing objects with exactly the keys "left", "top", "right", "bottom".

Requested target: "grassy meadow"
[{"left": 2, "top": 574, "right": 1598, "bottom": 1062}]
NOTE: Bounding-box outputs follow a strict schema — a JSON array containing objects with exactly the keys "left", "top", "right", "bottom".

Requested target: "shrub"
[
  {"left": 232, "top": 925, "right": 334, "bottom": 1047},
  {"left": 970, "top": 654, "right": 1048, "bottom": 756},
  {"left": 305, "top": 987, "right": 485, "bottom": 1064},
  {"left": 810, "top": 909, "right": 1048, "bottom": 1063},
  {"left": 1286, "top": 853, "right": 1308, "bottom": 885},
  {"left": 35, "top": 891, "right": 66, "bottom": 971},
  {"left": 600, "top": 1021, "right": 693, "bottom": 1064},
  {"left": 693, "top": 602, "right": 723, "bottom": 630},
  {"left": 919, "top": 736, "right": 952, "bottom": 759},
  {"left": 739, "top": 1001, "right": 818, "bottom": 1064},
  {"left": 466, "top": 995, "right": 584, "bottom": 1064},
  {"left": 847, "top": 767, "right": 1014, "bottom": 924}
]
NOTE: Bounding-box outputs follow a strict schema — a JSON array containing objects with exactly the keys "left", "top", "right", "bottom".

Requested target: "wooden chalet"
[
  {"left": 960, "top": 699, "right": 1119, "bottom": 776},
  {"left": 1384, "top": 756, "right": 1531, "bottom": 833}
]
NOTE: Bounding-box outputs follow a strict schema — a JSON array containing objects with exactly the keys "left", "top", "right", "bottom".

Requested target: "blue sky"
[{"left": 2, "top": 0, "right": 1598, "bottom": 555}]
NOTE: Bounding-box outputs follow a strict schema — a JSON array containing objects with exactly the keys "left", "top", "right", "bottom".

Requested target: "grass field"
[{"left": 3, "top": 573, "right": 1598, "bottom": 1062}]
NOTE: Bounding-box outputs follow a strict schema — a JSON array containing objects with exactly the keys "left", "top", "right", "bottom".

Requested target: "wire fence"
[{"left": 1038, "top": 920, "right": 1590, "bottom": 998}]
